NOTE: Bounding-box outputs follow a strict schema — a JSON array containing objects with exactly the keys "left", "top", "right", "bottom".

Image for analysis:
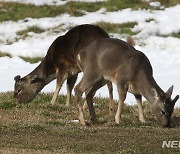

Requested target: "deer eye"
[{"left": 161, "top": 110, "right": 166, "bottom": 115}]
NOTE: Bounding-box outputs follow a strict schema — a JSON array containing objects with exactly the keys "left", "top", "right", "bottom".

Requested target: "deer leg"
[
  {"left": 85, "top": 89, "right": 97, "bottom": 124},
  {"left": 107, "top": 82, "right": 114, "bottom": 116},
  {"left": 51, "top": 82, "right": 62, "bottom": 105},
  {"left": 74, "top": 73, "right": 102, "bottom": 125},
  {"left": 51, "top": 70, "right": 67, "bottom": 105},
  {"left": 85, "top": 79, "right": 107, "bottom": 124},
  {"left": 83, "top": 82, "right": 114, "bottom": 114},
  {"left": 134, "top": 94, "right": 145, "bottom": 123},
  {"left": 115, "top": 85, "right": 127, "bottom": 124},
  {"left": 83, "top": 100, "right": 88, "bottom": 112},
  {"left": 74, "top": 80, "right": 87, "bottom": 125},
  {"left": 66, "top": 74, "right": 78, "bottom": 107}
]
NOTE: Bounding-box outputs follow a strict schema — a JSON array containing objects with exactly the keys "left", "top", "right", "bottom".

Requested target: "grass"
[
  {"left": 16, "top": 26, "right": 45, "bottom": 39},
  {"left": 96, "top": 22, "right": 138, "bottom": 35},
  {"left": 0, "top": 0, "right": 179, "bottom": 23},
  {"left": 0, "top": 52, "right": 12, "bottom": 58},
  {"left": 0, "top": 92, "right": 180, "bottom": 153},
  {"left": 0, "top": 0, "right": 160, "bottom": 22},
  {"left": 158, "top": 0, "right": 180, "bottom": 7},
  {"left": 0, "top": 51, "right": 43, "bottom": 63},
  {"left": 161, "top": 32, "right": 180, "bottom": 39},
  {"left": 20, "top": 56, "right": 43, "bottom": 64},
  {"left": 171, "top": 32, "right": 180, "bottom": 38}
]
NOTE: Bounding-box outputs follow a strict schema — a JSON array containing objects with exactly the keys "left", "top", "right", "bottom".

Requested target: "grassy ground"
[
  {"left": 0, "top": 0, "right": 150, "bottom": 22},
  {"left": 0, "top": 92, "right": 180, "bottom": 153},
  {"left": 0, "top": 0, "right": 180, "bottom": 22}
]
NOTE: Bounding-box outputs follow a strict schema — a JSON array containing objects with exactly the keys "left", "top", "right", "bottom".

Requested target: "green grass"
[
  {"left": 0, "top": 0, "right": 154, "bottom": 22},
  {"left": 161, "top": 32, "right": 180, "bottom": 39},
  {"left": 171, "top": 32, "right": 180, "bottom": 38},
  {"left": 0, "top": 51, "right": 43, "bottom": 63},
  {"left": 96, "top": 22, "right": 138, "bottom": 35},
  {"left": 0, "top": 52, "right": 12, "bottom": 58},
  {"left": 0, "top": 0, "right": 179, "bottom": 22},
  {"left": 158, "top": 0, "right": 180, "bottom": 7},
  {"left": 0, "top": 92, "right": 180, "bottom": 153},
  {"left": 16, "top": 26, "right": 45, "bottom": 39},
  {"left": 0, "top": 0, "right": 179, "bottom": 23},
  {"left": 20, "top": 56, "right": 43, "bottom": 64}
]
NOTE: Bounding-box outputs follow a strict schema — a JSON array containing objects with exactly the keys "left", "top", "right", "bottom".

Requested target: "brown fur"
[
  {"left": 75, "top": 38, "right": 179, "bottom": 127},
  {"left": 14, "top": 24, "right": 114, "bottom": 111}
]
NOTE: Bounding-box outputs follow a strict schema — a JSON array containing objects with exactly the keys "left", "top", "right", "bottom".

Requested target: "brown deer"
[
  {"left": 14, "top": 24, "right": 114, "bottom": 113},
  {"left": 75, "top": 38, "right": 179, "bottom": 127}
]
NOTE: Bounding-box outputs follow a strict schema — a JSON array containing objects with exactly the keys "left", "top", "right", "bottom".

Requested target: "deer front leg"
[
  {"left": 51, "top": 83, "right": 62, "bottom": 105},
  {"left": 66, "top": 74, "right": 78, "bottom": 107},
  {"left": 135, "top": 94, "right": 146, "bottom": 123},
  {"left": 74, "top": 82, "right": 86, "bottom": 125},
  {"left": 51, "top": 70, "right": 67, "bottom": 105},
  {"left": 115, "top": 85, "right": 127, "bottom": 124},
  {"left": 107, "top": 82, "right": 114, "bottom": 116}
]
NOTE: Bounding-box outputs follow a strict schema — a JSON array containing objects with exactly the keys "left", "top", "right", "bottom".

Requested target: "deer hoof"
[
  {"left": 139, "top": 118, "right": 146, "bottom": 124},
  {"left": 115, "top": 117, "right": 121, "bottom": 124},
  {"left": 51, "top": 101, "right": 56, "bottom": 106}
]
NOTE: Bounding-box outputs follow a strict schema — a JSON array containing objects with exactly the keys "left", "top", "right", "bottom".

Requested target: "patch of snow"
[
  {"left": 70, "top": 120, "right": 79, "bottom": 123},
  {"left": 149, "top": 1, "right": 161, "bottom": 7}
]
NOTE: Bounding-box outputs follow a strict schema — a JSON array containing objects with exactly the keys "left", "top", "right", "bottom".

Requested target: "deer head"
[
  {"left": 14, "top": 74, "right": 45, "bottom": 103},
  {"left": 152, "top": 86, "right": 179, "bottom": 128}
]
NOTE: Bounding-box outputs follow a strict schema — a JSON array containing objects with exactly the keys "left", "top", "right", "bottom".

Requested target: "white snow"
[
  {"left": 1, "top": 5, "right": 180, "bottom": 57},
  {"left": 149, "top": 1, "right": 161, "bottom": 7},
  {"left": 0, "top": 2, "right": 180, "bottom": 107}
]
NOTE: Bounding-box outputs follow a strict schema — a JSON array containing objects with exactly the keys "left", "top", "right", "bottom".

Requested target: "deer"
[
  {"left": 74, "top": 38, "right": 179, "bottom": 127},
  {"left": 14, "top": 24, "right": 114, "bottom": 114}
]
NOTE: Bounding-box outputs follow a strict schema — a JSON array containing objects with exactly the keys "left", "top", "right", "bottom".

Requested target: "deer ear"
[
  {"left": 173, "top": 95, "right": 179, "bottom": 105},
  {"left": 166, "top": 85, "right": 174, "bottom": 98},
  {"left": 31, "top": 74, "right": 39, "bottom": 84},
  {"left": 14, "top": 75, "right": 21, "bottom": 82},
  {"left": 30, "top": 74, "right": 44, "bottom": 84}
]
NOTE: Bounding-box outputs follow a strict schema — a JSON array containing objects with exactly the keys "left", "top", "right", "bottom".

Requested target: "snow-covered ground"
[{"left": 0, "top": 1, "right": 180, "bottom": 107}]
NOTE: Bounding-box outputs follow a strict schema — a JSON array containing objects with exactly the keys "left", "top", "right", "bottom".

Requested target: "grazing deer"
[
  {"left": 14, "top": 24, "right": 114, "bottom": 113},
  {"left": 75, "top": 38, "right": 179, "bottom": 127}
]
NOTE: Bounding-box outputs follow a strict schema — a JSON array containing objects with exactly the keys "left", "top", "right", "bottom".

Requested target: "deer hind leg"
[
  {"left": 115, "top": 84, "right": 127, "bottom": 124},
  {"left": 51, "top": 70, "right": 67, "bottom": 105},
  {"left": 85, "top": 79, "right": 107, "bottom": 124},
  {"left": 134, "top": 94, "right": 145, "bottom": 123},
  {"left": 83, "top": 81, "right": 114, "bottom": 115},
  {"left": 74, "top": 73, "right": 102, "bottom": 125},
  {"left": 66, "top": 74, "right": 78, "bottom": 107},
  {"left": 107, "top": 82, "right": 114, "bottom": 116}
]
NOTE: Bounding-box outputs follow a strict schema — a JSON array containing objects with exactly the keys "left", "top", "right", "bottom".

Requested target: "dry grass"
[{"left": 0, "top": 92, "right": 180, "bottom": 153}]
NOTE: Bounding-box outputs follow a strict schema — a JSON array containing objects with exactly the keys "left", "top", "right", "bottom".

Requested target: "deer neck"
[
  {"left": 28, "top": 58, "right": 56, "bottom": 84},
  {"left": 139, "top": 76, "right": 164, "bottom": 104}
]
